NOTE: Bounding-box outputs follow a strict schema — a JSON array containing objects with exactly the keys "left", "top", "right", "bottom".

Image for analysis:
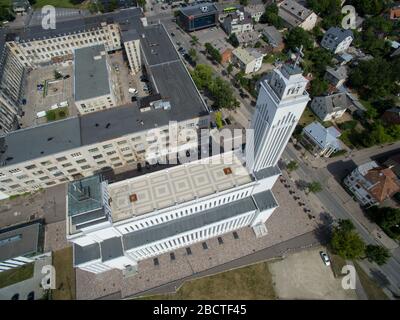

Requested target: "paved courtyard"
[
  {"left": 0, "top": 184, "right": 67, "bottom": 228},
  {"left": 21, "top": 64, "right": 77, "bottom": 128},
  {"left": 75, "top": 178, "right": 325, "bottom": 300}
]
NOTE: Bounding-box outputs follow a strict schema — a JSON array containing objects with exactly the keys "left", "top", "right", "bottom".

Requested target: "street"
[{"left": 283, "top": 143, "right": 400, "bottom": 297}]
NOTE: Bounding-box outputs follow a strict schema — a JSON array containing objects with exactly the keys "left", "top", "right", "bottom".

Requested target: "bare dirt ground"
[{"left": 269, "top": 247, "right": 358, "bottom": 300}]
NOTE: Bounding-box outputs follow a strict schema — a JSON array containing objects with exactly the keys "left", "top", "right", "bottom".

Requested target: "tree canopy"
[
  {"left": 259, "top": 3, "right": 284, "bottom": 29},
  {"left": 330, "top": 219, "right": 365, "bottom": 259},
  {"left": 285, "top": 27, "right": 314, "bottom": 52},
  {"left": 365, "top": 245, "right": 391, "bottom": 265}
]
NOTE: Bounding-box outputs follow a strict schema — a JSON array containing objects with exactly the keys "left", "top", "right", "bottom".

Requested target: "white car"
[{"left": 320, "top": 251, "right": 331, "bottom": 266}]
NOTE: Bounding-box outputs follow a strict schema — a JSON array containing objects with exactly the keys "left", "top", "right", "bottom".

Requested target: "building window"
[
  {"left": 153, "top": 258, "right": 159, "bottom": 266},
  {"left": 217, "top": 237, "right": 223, "bottom": 245},
  {"left": 186, "top": 247, "right": 192, "bottom": 255},
  {"left": 202, "top": 242, "right": 208, "bottom": 250},
  {"left": 233, "top": 231, "right": 239, "bottom": 239},
  {"left": 170, "top": 252, "right": 175, "bottom": 261}
]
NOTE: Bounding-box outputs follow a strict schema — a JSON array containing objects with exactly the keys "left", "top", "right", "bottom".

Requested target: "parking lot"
[
  {"left": 21, "top": 63, "right": 77, "bottom": 128},
  {"left": 269, "top": 247, "right": 358, "bottom": 299}
]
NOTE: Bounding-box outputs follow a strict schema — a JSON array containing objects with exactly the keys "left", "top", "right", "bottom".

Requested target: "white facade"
[
  {"left": 124, "top": 39, "right": 142, "bottom": 74},
  {"left": 232, "top": 48, "right": 264, "bottom": 74},
  {"left": 0, "top": 91, "right": 19, "bottom": 135},
  {"left": 246, "top": 64, "right": 310, "bottom": 172},
  {"left": 69, "top": 64, "right": 311, "bottom": 274},
  {"left": 343, "top": 161, "right": 379, "bottom": 207}
]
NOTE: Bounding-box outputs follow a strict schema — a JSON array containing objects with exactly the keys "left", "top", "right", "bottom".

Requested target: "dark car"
[
  {"left": 63, "top": 75, "right": 70, "bottom": 79},
  {"left": 11, "top": 294, "right": 19, "bottom": 300},
  {"left": 225, "top": 118, "right": 231, "bottom": 125},
  {"left": 170, "top": 32, "right": 175, "bottom": 37},
  {"left": 27, "top": 291, "right": 34, "bottom": 300},
  {"left": 240, "top": 92, "right": 249, "bottom": 99},
  {"left": 131, "top": 96, "right": 137, "bottom": 102}
]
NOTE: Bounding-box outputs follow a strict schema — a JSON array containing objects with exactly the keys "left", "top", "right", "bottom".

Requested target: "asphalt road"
[{"left": 284, "top": 144, "right": 400, "bottom": 297}]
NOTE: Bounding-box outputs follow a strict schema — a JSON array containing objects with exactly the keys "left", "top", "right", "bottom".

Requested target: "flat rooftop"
[
  {"left": 179, "top": 3, "right": 218, "bottom": 17},
  {"left": 109, "top": 153, "right": 253, "bottom": 222},
  {"left": 0, "top": 22, "right": 208, "bottom": 167},
  {"left": 0, "top": 221, "right": 42, "bottom": 262},
  {"left": 74, "top": 44, "right": 111, "bottom": 101}
]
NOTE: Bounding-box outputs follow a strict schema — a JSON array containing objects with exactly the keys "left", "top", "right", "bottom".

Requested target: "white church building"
[{"left": 66, "top": 63, "right": 310, "bottom": 274}]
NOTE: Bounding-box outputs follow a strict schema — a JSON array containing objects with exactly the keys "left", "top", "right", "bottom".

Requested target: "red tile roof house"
[{"left": 344, "top": 161, "right": 400, "bottom": 207}]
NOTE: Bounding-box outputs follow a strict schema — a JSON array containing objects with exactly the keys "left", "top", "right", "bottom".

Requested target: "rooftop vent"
[
  {"left": 129, "top": 194, "right": 138, "bottom": 203},
  {"left": 223, "top": 167, "right": 233, "bottom": 175}
]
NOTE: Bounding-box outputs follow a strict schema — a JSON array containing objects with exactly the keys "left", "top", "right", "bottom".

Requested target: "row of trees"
[
  {"left": 330, "top": 219, "right": 391, "bottom": 265},
  {"left": 190, "top": 64, "right": 240, "bottom": 110},
  {"left": 367, "top": 206, "right": 400, "bottom": 240},
  {"left": 259, "top": 3, "right": 284, "bottom": 29},
  {"left": 205, "top": 43, "right": 222, "bottom": 64}
]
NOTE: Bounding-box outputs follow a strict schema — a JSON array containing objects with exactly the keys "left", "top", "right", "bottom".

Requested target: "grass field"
[
  {"left": 299, "top": 107, "right": 317, "bottom": 128},
  {"left": 0, "top": 263, "right": 34, "bottom": 289},
  {"left": 138, "top": 262, "right": 276, "bottom": 300},
  {"left": 354, "top": 262, "right": 389, "bottom": 300},
  {"left": 51, "top": 247, "right": 76, "bottom": 300},
  {"left": 32, "top": 0, "right": 88, "bottom": 9}
]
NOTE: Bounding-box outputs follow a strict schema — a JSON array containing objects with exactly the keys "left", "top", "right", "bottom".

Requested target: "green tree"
[
  {"left": 349, "top": 0, "right": 391, "bottom": 15},
  {"left": 209, "top": 77, "right": 239, "bottom": 110},
  {"left": 239, "top": 0, "right": 249, "bottom": 6},
  {"left": 330, "top": 219, "right": 366, "bottom": 259},
  {"left": 285, "top": 27, "right": 313, "bottom": 52},
  {"left": 215, "top": 111, "right": 223, "bottom": 129},
  {"left": 190, "top": 35, "right": 199, "bottom": 46},
  {"left": 306, "top": 0, "right": 342, "bottom": 29},
  {"left": 306, "top": 48, "right": 333, "bottom": 76},
  {"left": 309, "top": 78, "right": 329, "bottom": 97},
  {"left": 367, "top": 206, "right": 400, "bottom": 240},
  {"left": 259, "top": 3, "right": 284, "bottom": 29},
  {"left": 227, "top": 63, "right": 234, "bottom": 75},
  {"left": 188, "top": 48, "right": 198, "bottom": 62},
  {"left": 365, "top": 245, "right": 391, "bottom": 265},
  {"left": 227, "top": 33, "right": 239, "bottom": 48},
  {"left": 205, "top": 43, "right": 222, "bottom": 63},
  {"left": 137, "top": 0, "right": 146, "bottom": 9},
  {"left": 286, "top": 160, "right": 299, "bottom": 172},
  {"left": 190, "top": 64, "right": 213, "bottom": 90},
  {"left": 307, "top": 181, "right": 322, "bottom": 193}
]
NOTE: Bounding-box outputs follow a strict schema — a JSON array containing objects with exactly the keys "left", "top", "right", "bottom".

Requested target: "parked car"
[
  {"left": 170, "top": 32, "right": 175, "bottom": 37},
  {"left": 11, "top": 294, "right": 19, "bottom": 300},
  {"left": 131, "top": 96, "right": 137, "bottom": 102},
  {"left": 320, "top": 251, "right": 331, "bottom": 266},
  {"left": 27, "top": 291, "right": 34, "bottom": 300}
]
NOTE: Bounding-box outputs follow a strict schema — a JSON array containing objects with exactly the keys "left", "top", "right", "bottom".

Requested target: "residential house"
[
  {"left": 382, "top": 107, "right": 400, "bottom": 125},
  {"left": 389, "top": 4, "right": 400, "bottom": 20},
  {"left": 236, "top": 30, "right": 261, "bottom": 47},
  {"left": 302, "top": 122, "right": 342, "bottom": 158},
  {"left": 246, "top": 4, "right": 265, "bottom": 22},
  {"left": 321, "top": 27, "right": 354, "bottom": 54},
  {"left": 384, "top": 154, "right": 400, "bottom": 179},
  {"left": 278, "top": 0, "right": 318, "bottom": 31},
  {"left": 324, "top": 66, "right": 348, "bottom": 88},
  {"left": 310, "top": 92, "right": 349, "bottom": 122},
  {"left": 261, "top": 25, "right": 284, "bottom": 52},
  {"left": 344, "top": 161, "right": 400, "bottom": 207},
  {"left": 222, "top": 10, "right": 254, "bottom": 35},
  {"left": 232, "top": 47, "right": 265, "bottom": 74},
  {"left": 12, "top": 0, "right": 31, "bottom": 15},
  {"left": 209, "top": 39, "right": 234, "bottom": 64}
]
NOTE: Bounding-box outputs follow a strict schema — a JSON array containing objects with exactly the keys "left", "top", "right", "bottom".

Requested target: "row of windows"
[{"left": 121, "top": 190, "right": 251, "bottom": 234}]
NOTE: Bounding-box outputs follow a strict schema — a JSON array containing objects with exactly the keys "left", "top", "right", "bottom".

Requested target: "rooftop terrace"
[{"left": 109, "top": 153, "right": 253, "bottom": 222}]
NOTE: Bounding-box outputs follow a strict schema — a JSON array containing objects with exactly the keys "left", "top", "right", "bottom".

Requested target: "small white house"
[
  {"left": 321, "top": 27, "right": 354, "bottom": 54},
  {"left": 310, "top": 92, "right": 349, "bottom": 122},
  {"left": 302, "top": 122, "right": 342, "bottom": 157},
  {"left": 232, "top": 48, "right": 264, "bottom": 74}
]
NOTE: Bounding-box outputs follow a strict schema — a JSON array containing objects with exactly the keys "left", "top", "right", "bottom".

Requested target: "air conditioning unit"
[{"left": 200, "top": 6, "right": 208, "bottom": 13}]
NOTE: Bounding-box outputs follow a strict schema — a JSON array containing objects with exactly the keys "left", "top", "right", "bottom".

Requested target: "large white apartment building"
[
  {"left": 67, "top": 62, "right": 311, "bottom": 274},
  {"left": 0, "top": 18, "right": 210, "bottom": 199},
  {"left": 0, "top": 8, "right": 143, "bottom": 135}
]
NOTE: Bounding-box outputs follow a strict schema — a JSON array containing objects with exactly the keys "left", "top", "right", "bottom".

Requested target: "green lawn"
[
  {"left": 138, "top": 261, "right": 276, "bottom": 300},
  {"left": 299, "top": 107, "right": 317, "bottom": 128},
  {"left": 51, "top": 247, "right": 76, "bottom": 300},
  {"left": 0, "top": 263, "right": 34, "bottom": 289},
  {"left": 32, "top": 0, "right": 88, "bottom": 9},
  {"left": 46, "top": 107, "right": 69, "bottom": 122}
]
